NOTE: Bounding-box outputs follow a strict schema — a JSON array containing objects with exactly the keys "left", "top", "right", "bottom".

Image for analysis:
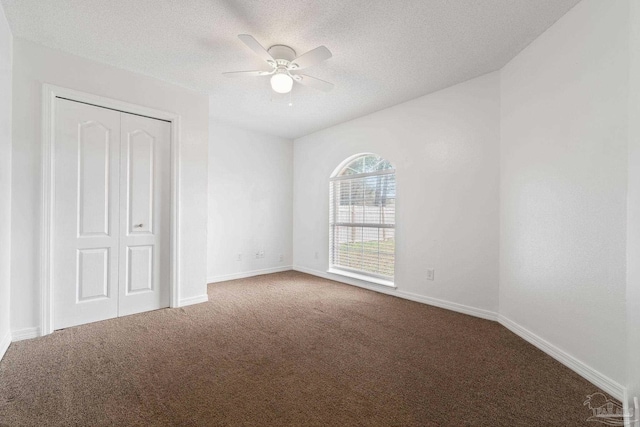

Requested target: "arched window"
[{"left": 329, "top": 154, "right": 396, "bottom": 284}]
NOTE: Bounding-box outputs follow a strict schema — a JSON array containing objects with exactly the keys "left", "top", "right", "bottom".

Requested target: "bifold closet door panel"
[
  {"left": 53, "top": 98, "right": 121, "bottom": 329},
  {"left": 118, "top": 113, "right": 171, "bottom": 317}
]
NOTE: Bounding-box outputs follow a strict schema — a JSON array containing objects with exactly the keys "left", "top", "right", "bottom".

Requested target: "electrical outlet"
[
  {"left": 259, "top": 251, "right": 265, "bottom": 259},
  {"left": 255, "top": 252, "right": 260, "bottom": 259},
  {"left": 314, "top": 251, "right": 319, "bottom": 259},
  {"left": 427, "top": 269, "right": 435, "bottom": 281},
  {"left": 279, "top": 254, "right": 283, "bottom": 262},
  {"left": 236, "top": 254, "right": 242, "bottom": 262}
]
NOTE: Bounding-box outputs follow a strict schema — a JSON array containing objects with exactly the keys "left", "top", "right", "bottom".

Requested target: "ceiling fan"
[{"left": 223, "top": 34, "right": 334, "bottom": 95}]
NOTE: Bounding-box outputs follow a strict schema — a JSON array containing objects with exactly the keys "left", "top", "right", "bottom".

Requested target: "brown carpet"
[{"left": 0, "top": 271, "right": 615, "bottom": 426}]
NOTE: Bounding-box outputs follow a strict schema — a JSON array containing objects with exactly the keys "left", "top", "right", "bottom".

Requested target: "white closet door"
[
  {"left": 53, "top": 99, "right": 121, "bottom": 329},
  {"left": 117, "top": 113, "right": 171, "bottom": 317}
]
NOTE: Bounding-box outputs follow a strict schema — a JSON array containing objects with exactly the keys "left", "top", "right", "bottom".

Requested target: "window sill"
[{"left": 327, "top": 268, "right": 396, "bottom": 288}]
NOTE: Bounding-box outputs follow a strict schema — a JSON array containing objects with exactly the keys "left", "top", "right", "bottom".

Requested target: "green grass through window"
[{"left": 336, "top": 238, "right": 394, "bottom": 277}]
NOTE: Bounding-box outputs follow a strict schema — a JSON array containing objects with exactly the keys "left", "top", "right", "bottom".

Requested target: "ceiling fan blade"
[
  {"left": 222, "top": 70, "right": 274, "bottom": 77},
  {"left": 237, "top": 34, "right": 276, "bottom": 66},
  {"left": 289, "top": 46, "right": 332, "bottom": 70},
  {"left": 292, "top": 74, "right": 334, "bottom": 92}
]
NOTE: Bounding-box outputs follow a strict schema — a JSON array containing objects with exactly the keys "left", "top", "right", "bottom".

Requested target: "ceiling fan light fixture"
[
  {"left": 270, "top": 71, "right": 293, "bottom": 94},
  {"left": 224, "top": 35, "right": 333, "bottom": 94}
]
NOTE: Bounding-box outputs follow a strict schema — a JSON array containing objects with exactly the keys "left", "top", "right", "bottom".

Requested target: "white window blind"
[{"left": 329, "top": 155, "right": 396, "bottom": 280}]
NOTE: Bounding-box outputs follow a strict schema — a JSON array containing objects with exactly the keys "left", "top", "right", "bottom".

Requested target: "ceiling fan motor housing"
[{"left": 268, "top": 45, "right": 297, "bottom": 62}]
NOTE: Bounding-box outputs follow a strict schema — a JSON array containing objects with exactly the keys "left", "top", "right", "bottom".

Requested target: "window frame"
[{"left": 328, "top": 155, "right": 396, "bottom": 287}]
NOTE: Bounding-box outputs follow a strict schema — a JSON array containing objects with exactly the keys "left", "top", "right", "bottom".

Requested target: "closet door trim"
[{"left": 40, "top": 84, "right": 181, "bottom": 336}]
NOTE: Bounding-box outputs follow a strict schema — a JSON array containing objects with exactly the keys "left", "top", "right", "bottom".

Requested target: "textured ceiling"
[{"left": 2, "top": 0, "right": 580, "bottom": 139}]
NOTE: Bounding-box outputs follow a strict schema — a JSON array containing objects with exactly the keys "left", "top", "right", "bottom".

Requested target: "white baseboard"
[
  {"left": 398, "top": 290, "right": 498, "bottom": 321},
  {"left": 178, "top": 294, "right": 209, "bottom": 307},
  {"left": 11, "top": 327, "right": 41, "bottom": 342},
  {"left": 498, "top": 315, "right": 625, "bottom": 401},
  {"left": 293, "top": 265, "right": 401, "bottom": 297},
  {"left": 293, "top": 265, "right": 498, "bottom": 321},
  {"left": 208, "top": 266, "right": 293, "bottom": 284},
  {"left": 623, "top": 389, "right": 631, "bottom": 427},
  {"left": 0, "top": 331, "right": 11, "bottom": 361}
]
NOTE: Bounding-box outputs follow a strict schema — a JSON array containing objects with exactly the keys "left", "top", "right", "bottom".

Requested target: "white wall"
[
  {"left": 208, "top": 121, "right": 293, "bottom": 282},
  {"left": 0, "top": 2, "right": 12, "bottom": 357},
  {"left": 293, "top": 72, "right": 500, "bottom": 314},
  {"left": 626, "top": 0, "right": 640, "bottom": 409},
  {"left": 11, "top": 39, "right": 209, "bottom": 334},
  {"left": 500, "top": 0, "right": 628, "bottom": 388}
]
